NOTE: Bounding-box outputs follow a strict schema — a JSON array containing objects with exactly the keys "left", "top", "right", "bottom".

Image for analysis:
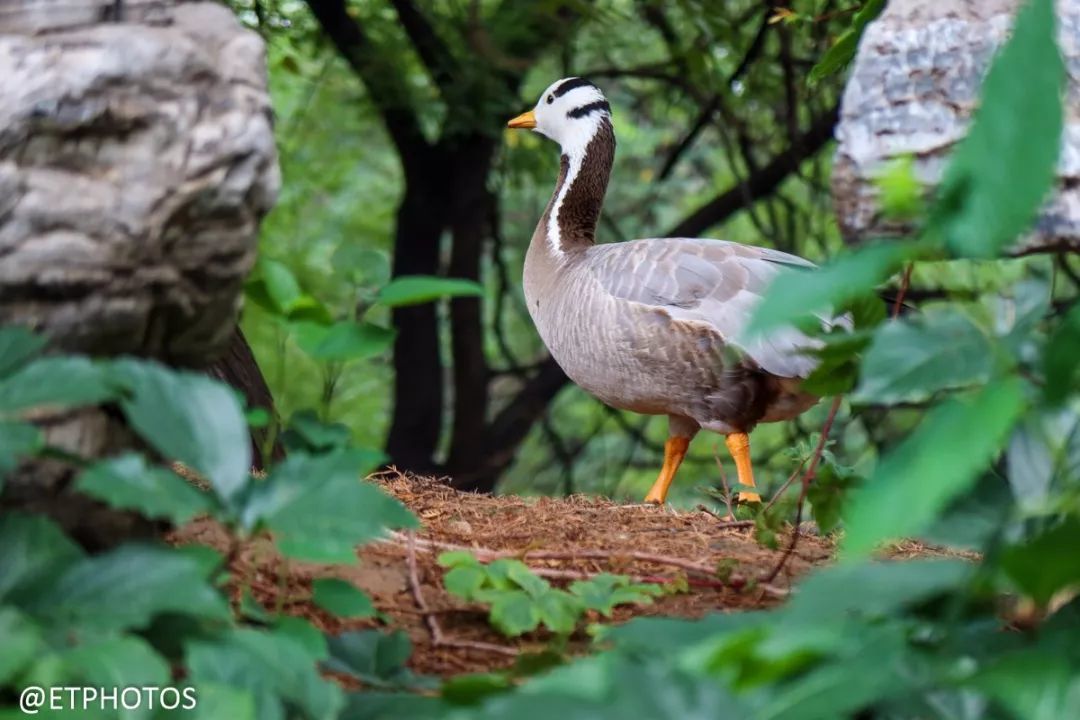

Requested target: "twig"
[
  {"left": 387, "top": 532, "right": 787, "bottom": 597},
  {"left": 760, "top": 260, "right": 915, "bottom": 584},
  {"left": 406, "top": 532, "right": 518, "bottom": 657},
  {"left": 762, "top": 456, "right": 810, "bottom": 513},
  {"left": 713, "top": 447, "right": 737, "bottom": 519}
]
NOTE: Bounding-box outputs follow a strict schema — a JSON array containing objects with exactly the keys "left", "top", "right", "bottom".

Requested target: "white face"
[{"left": 530, "top": 78, "right": 611, "bottom": 156}]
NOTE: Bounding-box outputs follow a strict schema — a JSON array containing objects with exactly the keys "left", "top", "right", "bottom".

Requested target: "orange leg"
[
  {"left": 725, "top": 432, "right": 760, "bottom": 503},
  {"left": 644, "top": 436, "right": 691, "bottom": 504}
]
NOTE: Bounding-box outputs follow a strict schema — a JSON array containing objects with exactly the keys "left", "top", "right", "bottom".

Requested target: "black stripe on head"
[
  {"left": 567, "top": 100, "right": 610, "bottom": 119},
  {"left": 553, "top": 77, "right": 596, "bottom": 98}
]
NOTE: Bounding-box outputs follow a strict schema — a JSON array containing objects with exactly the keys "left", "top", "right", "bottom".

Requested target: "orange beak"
[{"left": 507, "top": 110, "right": 537, "bottom": 129}]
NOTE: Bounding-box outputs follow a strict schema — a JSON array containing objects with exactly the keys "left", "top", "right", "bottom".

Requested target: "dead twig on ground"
[{"left": 406, "top": 531, "right": 518, "bottom": 657}]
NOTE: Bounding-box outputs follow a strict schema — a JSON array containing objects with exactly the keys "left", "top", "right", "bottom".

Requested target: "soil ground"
[{"left": 170, "top": 470, "right": 965, "bottom": 677}]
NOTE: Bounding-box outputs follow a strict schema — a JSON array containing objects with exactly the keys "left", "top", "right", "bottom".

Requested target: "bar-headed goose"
[{"left": 508, "top": 77, "right": 832, "bottom": 505}]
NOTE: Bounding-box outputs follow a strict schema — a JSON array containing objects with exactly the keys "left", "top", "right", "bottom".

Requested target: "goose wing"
[{"left": 585, "top": 238, "right": 830, "bottom": 378}]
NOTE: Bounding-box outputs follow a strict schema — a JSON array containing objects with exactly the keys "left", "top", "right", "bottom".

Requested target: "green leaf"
[
  {"left": 0, "top": 325, "right": 48, "bottom": 378},
  {"left": 32, "top": 544, "right": 230, "bottom": 629},
  {"left": 293, "top": 320, "right": 396, "bottom": 362},
  {"left": 747, "top": 243, "right": 910, "bottom": 338},
  {"left": 243, "top": 450, "right": 416, "bottom": 563},
  {"left": 570, "top": 574, "right": 661, "bottom": 617},
  {"left": 488, "top": 590, "right": 541, "bottom": 637},
  {"left": 437, "top": 550, "right": 482, "bottom": 568},
  {"left": 444, "top": 564, "right": 486, "bottom": 601},
  {"left": 0, "top": 607, "right": 43, "bottom": 684},
  {"left": 376, "top": 275, "right": 483, "bottom": 308},
  {"left": 1000, "top": 518, "right": 1080, "bottom": 605},
  {"left": 0, "top": 356, "right": 115, "bottom": 413},
  {"left": 260, "top": 257, "right": 303, "bottom": 314},
  {"left": 1044, "top": 304, "right": 1080, "bottom": 403},
  {"left": 111, "top": 360, "right": 251, "bottom": 502},
  {"left": 807, "top": 0, "right": 885, "bottom": 84},
  {"left": 280, "top": 409, "right": 355, "bottom": 454},
  {"left": 784, "top": 559, "right": 971, "bottom": 622},
  {"left": 76, "top": 453, "right": 214, "bottom": 524},
  {"left": 312, "top": 578, "right": 375, "bottom": 618},
  {"left": 534, "top": 590, "right": 582, "bottom": 634},
  {"left": 806, "top": 463, "right": 859, "bottom": 535},
  {"left": 972, "top": 650, "right": 1080, "bottom": 720},
  {"left": 843, "top": 379, "right": 1026, "bottom": 557},
  {"left": 852, "top": 309, "right": 995, "bottom": 404},
  {"left": 187, "top": 627, "right": 344, "bottom": 720},
  {"left": 0, "top": 421, "right": 42, "bottom": 483},
  {"left": 0, "top": 513, "right": 83, "bottom": 603},
  {"left": 441, "top": 672, "right": 514, "bottom": 706},
  {"left": 875, "top": 155, "right": 923, "bottom": 220},
  {"left": 272, "top": 616, "right": 328, "bottom": 661},
  {"left": 505, "top": 560, "right": 551, "bottom": 598},
  {"left": 325, "top": 630, "right": 433, "bottom": 691},
  {"left": 61, "top": 634, "right": 170, "bottom": 687},
  {"left": 932, "top": 0, "right": 1064, "bottom": 258},
  {"left": 189, "top": 683, "right": 256, "bottom": 720},
  {"left": 800, "top": 330, "right": 875, "bottom": 397}
]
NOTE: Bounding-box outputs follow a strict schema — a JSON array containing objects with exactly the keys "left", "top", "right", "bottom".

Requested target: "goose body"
[{"left": 509, "top": 78, "right": 829, "bottom": 503}]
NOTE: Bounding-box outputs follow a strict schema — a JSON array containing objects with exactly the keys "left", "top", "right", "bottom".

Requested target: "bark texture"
[
  {"left": 0, "top": 0, "right": 279, "bottom": 547},
  {"left": 833, "top": 0, "right": 1080, "bottom": 253}
]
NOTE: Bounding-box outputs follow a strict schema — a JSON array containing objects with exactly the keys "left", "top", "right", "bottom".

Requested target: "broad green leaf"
[
  {"left": 189, "top": 683, "right": 256, "bottom": 720},
  {"left": 534, "top": 590, "right": 582, "bottom": 634},
  {"left": 111, "top": 360, "right": 251, "bottom": 502},
  {"left": 0, "top": 356, "right": 115, "bottom": 412},
  {"left": 843, "top": 379, "right": 1026, "bottom": 557},
  {"left": 747, "top": 243, "right": 910, "bottom": 338},
  {"left": 437, "top": 550, "right": 482, "bottom": 568},
  {"left": 505, "top": 560, "right": 551, "bottom": 598},
  {"left": 76, "top": 454, "right": 214, "bottom": 524},
  {"left": 187, "top": 627, "right": 344, "bottom": 720},
  {"left": 312, "top": 578, "right": 375, "bottom": 618},
  {"left": 784, "top": 560, "right": 971, "bottom": 622},
  {"left": 1044, "top": 304, "right": 1080, "bottom": 403},
  {"left": 0, "top": 421, "right": 42, "bottom": 483},
  {"left": 852, "top": 309, "right": 995, "bottom": 404},
  {"left": 932, "top": 0, "right": 1064, "bottom": 258},
  {"left": 280, "top": 409, "right": 355, "bottom": 454},
  {"left": 32, "top": 545, "right": 230, "bottom": 629},
  {"left": 376, "top": 275, "right": 483, "bottom": 308},
  {"left": 570, "top": 574, "right": 661, "bottom": 617},
  {"left": 272, "top": 616, "right": 328, "bottom": 661},
  {"left": 0, "top": 607, "right": 42, "bottom": 684},
  {"left": 875, "top": 155, "right": 923, "bottom": 220},
  {"left": 260, "top": 257, "right": 303, "bottom": 313},
  {"left": 806, "top": 464, "right": 859, "bottom": 535},
  {"left": 325, "top": 630, "right": 433, "bottom": 691},
  {"left": 1000, "top": 518, "right": 1080, "bottom": 605},
  {"left": 441, "top": 672, "right": 513, "bottom": 706},
  {"left": 972, "top": 650, "right": 1080, "bottom": 720},
  {"left": 1005, "top": 409, "right": 1080, "bottom": 508},
  {"left": 293, "top": 320, "right": 396, "bottom": 362},
  {"left": 489, "top": 590, "right": 541, "bottom": 636},
  {"left": 0, "top": 326, "right": 47, "bottom": 379},
  {"left": 243, "top": 450, "right": 416, "bottom": 563},
  {"left": 444, "top": 564, "right": 486, "bottom": 600},
  {"left": 0, "top": 513, "right": 83, "bottom": 603},
  {"left": 61, "top": 634, "right": 170, "bottom": 687}
]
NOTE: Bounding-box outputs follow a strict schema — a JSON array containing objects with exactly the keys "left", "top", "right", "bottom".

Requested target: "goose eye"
[{"left": 546, "top": 95, "right": 554, "bottom": 104}]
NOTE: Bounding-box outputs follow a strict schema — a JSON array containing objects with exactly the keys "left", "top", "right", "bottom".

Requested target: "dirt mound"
[{"left": 171, "top": 472, "right": 954, "bottom": 677}]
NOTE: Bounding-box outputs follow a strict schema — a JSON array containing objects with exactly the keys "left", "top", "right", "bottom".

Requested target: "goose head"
[{"left": 508, "top": 77, "right": 612, "bottom": 157}]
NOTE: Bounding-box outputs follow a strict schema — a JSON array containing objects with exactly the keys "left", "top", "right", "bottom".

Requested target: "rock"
[
  {"left": 832, "top": 0, "right": 1080, "bottom": 254},
  {"left": 0, "top": 0, "right": 279, "bottom": 363}
]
